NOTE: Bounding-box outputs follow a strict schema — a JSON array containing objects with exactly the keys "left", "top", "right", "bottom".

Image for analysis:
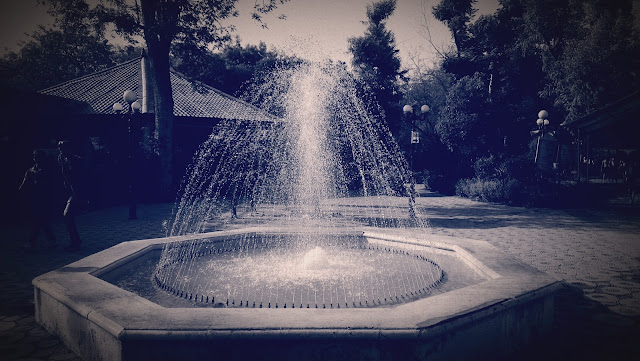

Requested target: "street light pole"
[
  {"left": 533, "top": 110, "right": 550, "bottom": 164},
  {"left": 113, "top": 90, "right": 141, "bottom": 220},
  {"left": 403, "top": 103, "right": 429, "bottom": 223}
]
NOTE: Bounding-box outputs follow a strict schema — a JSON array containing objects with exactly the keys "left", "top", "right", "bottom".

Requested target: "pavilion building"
[{"left": 3, "top": 56, "right": 277, "bottom": 211}]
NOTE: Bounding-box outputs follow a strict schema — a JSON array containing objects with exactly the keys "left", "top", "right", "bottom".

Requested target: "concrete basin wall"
[{"left": 33, "top": 227, "right": 561, "bottom": 361}]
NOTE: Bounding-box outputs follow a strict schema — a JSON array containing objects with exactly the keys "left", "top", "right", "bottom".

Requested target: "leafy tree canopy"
[
  {"left": 172, "top": 38, "right": 301, "bottom": 96},
  {"left": 432, "top": 0, "right": 477, "bottom": 56},
  {"left": 407, "top": 0, "right": 639, "bottom": 196},
  {"left": 1, "top": 25, "right": 118, "bottom": 91},
  {"left": 39, "top": 0, "right": 288, "bottom": 49},
  {"left": 524, "top": 0, "right": 640, "bottom": 120}
]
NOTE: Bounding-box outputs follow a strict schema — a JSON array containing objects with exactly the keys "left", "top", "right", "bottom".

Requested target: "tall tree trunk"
[
  {"left": 146, "top": 42, "right": 174, "bottom": 196},
  {"left": 140, "top": 0, "right": 179, "bottom": 198}
]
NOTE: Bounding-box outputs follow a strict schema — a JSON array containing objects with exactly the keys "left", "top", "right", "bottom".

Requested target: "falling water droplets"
[{"left": 154, "top": 61, "right": 433, "bottom": 307}]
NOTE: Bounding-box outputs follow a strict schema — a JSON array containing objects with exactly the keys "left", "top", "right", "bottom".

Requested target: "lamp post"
[
  {"left": 532, "top": 110, "right": 550, "bottom": 164},
  {"left": 113, "top": 90, "right": 141, "bottom": 220},
  {"left": 403, "top": 103, "right": 429, "bottom": 222}
]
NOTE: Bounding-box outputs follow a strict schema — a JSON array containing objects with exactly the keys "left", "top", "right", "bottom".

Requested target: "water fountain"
[
  {"left": 152, "top": 62, "right": 433, "bottom": 309},
  {"left": 33, "top": 62, "right": 560, "bottom": 361}
]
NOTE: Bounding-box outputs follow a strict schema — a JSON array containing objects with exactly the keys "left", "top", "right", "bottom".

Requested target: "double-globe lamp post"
[
  {"left": 403, "top": 103, "right": 430, "bottom": 221},
  {"left": 532, "top": 109, "right": 550, "bottom": 164},
  {"left": 113, "top": 90, "right": 141, "bottom": 220}
]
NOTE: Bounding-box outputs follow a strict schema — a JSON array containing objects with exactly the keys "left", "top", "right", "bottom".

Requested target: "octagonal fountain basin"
[{"left": 33, "top": 227, "right": 560, "bottom": 361}]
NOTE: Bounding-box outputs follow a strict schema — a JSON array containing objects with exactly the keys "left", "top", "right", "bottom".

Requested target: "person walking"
[
  {"left": 18, "top": 149, "right": 57, "bottom": 250},
  {"left": 57, "top": 141, "right": 83, "bottom": 251}
]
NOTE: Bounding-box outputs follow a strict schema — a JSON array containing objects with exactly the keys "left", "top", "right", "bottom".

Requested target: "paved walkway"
[{"left": 1, "top": 193, "right": 639, "bottom": 360}]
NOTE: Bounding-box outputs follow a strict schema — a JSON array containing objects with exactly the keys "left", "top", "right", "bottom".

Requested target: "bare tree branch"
[{"left": 418, "top": 0, "right": 446, "bottom": 59}]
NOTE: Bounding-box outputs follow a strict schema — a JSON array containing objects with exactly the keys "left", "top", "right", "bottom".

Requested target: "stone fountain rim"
[{"left": 33, "top": 226, "right": 560, "bottom": 340}]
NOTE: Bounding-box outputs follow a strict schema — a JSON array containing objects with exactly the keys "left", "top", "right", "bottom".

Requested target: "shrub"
[
  {"left": 455, "top": 176, "right": 544, "bottom": 206},
  {"left": 423, "top": 170, "right": 458, "bottom": 195},
  {"left": 456, "top": 177, "right": 500, "bottom": 203},
  {"left": 473, "top": 155, "right": 500, "bottom": 179}
]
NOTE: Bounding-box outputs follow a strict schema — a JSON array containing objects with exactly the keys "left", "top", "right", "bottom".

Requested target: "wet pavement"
[{"left": 1, "top": 192, "right": 639, "bottom": 360}]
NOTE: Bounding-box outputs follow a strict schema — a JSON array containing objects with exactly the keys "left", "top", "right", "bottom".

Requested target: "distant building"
[
  {"left": 560, "top": 91, "right": 640, "bottom": 183},
  {"left": 3, "top": 56, "right": 278, "bottom": 215}
]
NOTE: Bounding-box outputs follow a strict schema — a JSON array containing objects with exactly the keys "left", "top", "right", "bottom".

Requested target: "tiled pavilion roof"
[
  {"left": 560, "top": 91, "right": 640, "bottom": 148},
  {"left": 560, "top": 91, "right": 640, "bottom": 133},
  {"left": 39, "top": 57, "right": 278, "bottom": 122}
]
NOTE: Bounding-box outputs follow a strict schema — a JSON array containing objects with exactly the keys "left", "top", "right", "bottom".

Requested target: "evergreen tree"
[
  {"left": 432, "top": 0, "right": 477, "bottom": 58},
  {"left": 348, "top": 0, "right": 405, "bottom": 134}
]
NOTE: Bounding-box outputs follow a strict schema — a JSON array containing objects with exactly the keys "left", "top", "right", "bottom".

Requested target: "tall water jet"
[{"left": 167, "top": 61, "right": 414, "bottom": 235}]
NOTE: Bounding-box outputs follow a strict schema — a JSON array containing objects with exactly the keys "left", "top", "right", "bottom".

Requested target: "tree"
[
  {"left": 423, "top": 0, "right": 640, "bottom": 203},
  {"left": 418, "top": 0, "right": 543, "bottom": 194},
  {"left": 0, "top": 26, "right": 116, "bottom": 91},
  {"left": 432, "top": 0, "right": 477, "bottom": 57},
  {"left": 521, "top": 0, "right": 640, "bottom": 121},
  {"left": 171, "top": 39, "right": 287, "bottom": 96},
  {"left": 464, "top": 3, "right": 547, "bottom": 153},
  {"left": 436, "top": 73, "right": 492, "bottom": 158},
  {"left": 0, "top": 0, "right": 146, "bottom": 92},
  {"left": 40, "top": 0, "right": 289, "bottom": 196},
  {"left": 348, "top": 0, "right": 405, "bottom": 134}
]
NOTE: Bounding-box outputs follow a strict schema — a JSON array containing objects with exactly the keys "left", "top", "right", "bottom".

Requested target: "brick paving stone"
[
  {"left": 0, "top": 321, "right": 14, "bottom": 333},
  {"left": 2, "top": 316, "right": 22, "bottom": 323},
  {"left": 35, "top": 338, "right": 60, "bottom": 349},
  {"left": 0, "top": 342, "right": 36, "bottom": 359},
  {"left": 623, "top": 281, "right": 640, "bottom": 290},
  {"left": 49, "top": 352, "right": 83, "bottom": 361},
  {"left": 27, "top": 327, "right": 49, "bottom": 338},
  {"left": 620, "top": 297, "right": 640, "bottom": 307}
]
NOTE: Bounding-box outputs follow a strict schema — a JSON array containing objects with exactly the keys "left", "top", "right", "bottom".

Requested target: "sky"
[
  {"left": 225, "top": 0, "right": 502, "bottom": 67},
  {"left": 0, "top": 0, "right": 501, "bottom": 71}
]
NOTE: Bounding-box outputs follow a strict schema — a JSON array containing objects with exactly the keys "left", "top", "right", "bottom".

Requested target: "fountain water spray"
[{"left": 155, "top": 61, "right": 430, "bottom": 307}]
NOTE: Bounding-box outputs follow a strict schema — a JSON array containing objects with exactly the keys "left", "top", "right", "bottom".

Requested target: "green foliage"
[
  {"left": 348, "top": 0, "right": 404, "bottom": 133},
  {"left": 423, "top": 169, "right": 460, "bottom": 195},
  {"left": 473, "top": 154, "right": 503, "bottom": 179},
  {"left": 171, "top": 40, "right": 289, "bottom": 96},
  {"left": 0, "top": 25, "right": 137, "bottom": 91},
  {"left": 435, "top": 72, "right": 492, "bottom": 157},
  {"left": 529, "top": 0, "right": 640, "bottom": 121},
  {"left": 40, "top": 0, "right": 289, "bottom": 49},
  {"left": 432, "top": 0, "right": 477, "bottom": 55},
  {"left": 0, "top": 1, "right": 154, "bottom": 91},
  {"left": 455, "top": 177, "right": 520, "bottom": 203},
  {"left": 413, "top": 0, "right": 545, "bottom": 191},
  {"left": 455, "top": 154, "right": 541, "bottom": 205},
  {"left": 454, "top": 172, "right": 609, "bottom": 208},
  {"left": 415, "top": 0, "right": 639, "bottom": 206},
  {"left": 33, "top": 0, "right": 291, "bottom": 90}
]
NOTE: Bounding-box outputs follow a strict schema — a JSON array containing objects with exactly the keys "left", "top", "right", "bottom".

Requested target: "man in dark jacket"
[
  {"left": 58, "top": 141, "right": 83, "bottom": 251},
  {"left": 18, "top": 149, "right": 57, "bottom": 250}
]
